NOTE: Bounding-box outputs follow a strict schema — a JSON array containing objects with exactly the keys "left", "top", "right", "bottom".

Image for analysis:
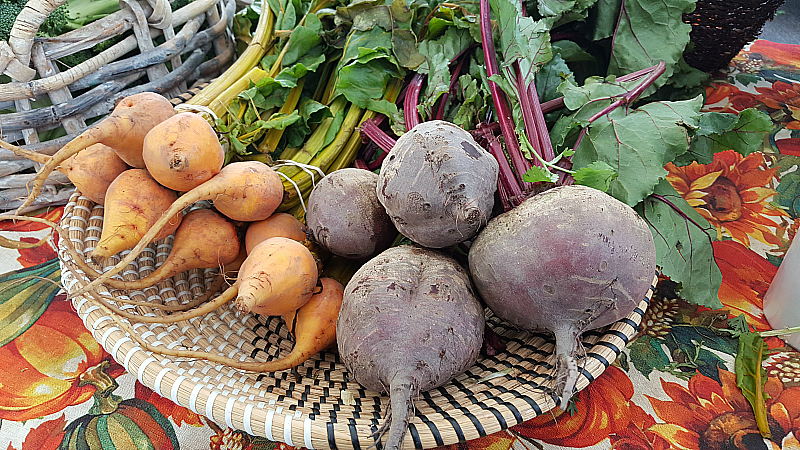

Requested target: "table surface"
[{"left": 1, "top": 39, "right": 800, "bottom": 450}]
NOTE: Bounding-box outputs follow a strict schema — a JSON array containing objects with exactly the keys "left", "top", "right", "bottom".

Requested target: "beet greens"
[{"left": 296, "top": 0, "right": 778, "bottom": 332}]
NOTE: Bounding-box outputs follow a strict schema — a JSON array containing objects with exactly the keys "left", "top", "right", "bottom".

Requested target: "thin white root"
[
  {"left": 559, "top": 355, "right": 578, "bottom": 410},
  {"left": 0, "top": 214, "right": 101, "bottom": 280},
  {"left": 89, "top": 273, "right": 229, "bottom": 311},
  {"left": 0, "top": 232, "right": 52, "bottom": 250},
  {"left": 100, "top": 297, "right": 297, "bottom": 373}
]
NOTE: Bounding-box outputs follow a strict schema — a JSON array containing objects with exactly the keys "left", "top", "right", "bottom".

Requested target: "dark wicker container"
[{"left": 684, "top": 0, "right": 786, "bottom": 73}]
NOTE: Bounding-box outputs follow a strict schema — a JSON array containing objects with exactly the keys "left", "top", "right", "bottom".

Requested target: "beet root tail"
[
  {"left": 382, "top": 374, "right": 416, "bottom": 450},
  {"left": 557, "top": 353, "right": 579, "bottom": 410},
  {"left": 552, "top": 325, "right": 581, "bottom": 410}
]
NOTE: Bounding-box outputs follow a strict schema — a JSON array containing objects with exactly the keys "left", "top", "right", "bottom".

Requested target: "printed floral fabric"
[{"left": 1, "top": 40, "right": 800, "bottom": 450}]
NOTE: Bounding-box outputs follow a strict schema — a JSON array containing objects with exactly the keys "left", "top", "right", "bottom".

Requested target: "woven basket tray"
[
  {"left": 58, "top": 190, "right": 656, "bottom": 449},
  {"left": 0, "top": 0, "right": 236, "bottom": 213}
]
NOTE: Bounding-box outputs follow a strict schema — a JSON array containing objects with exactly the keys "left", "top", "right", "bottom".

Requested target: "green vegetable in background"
[
  {"left": 565, "top": 89, "right": 704, "bottom": 207},
  {"left": 732, "top": 319, "right": 800, "bottom": 439},
  {"left": 572, "top": 160, "right": 616, "bottom": 191},
  {"left": 40, "top": 0, "right": 121, "bottom": 35},
  {"left": 635, "top": 180, "right": 722, "bottom": 309},
  {"left": 0, "top": 0, "right": 31, "bottom": 41},
  {"left": 735, "top": 331, "right": 771, "bottom": 438},
  {"left": 207, "top": 0, "right": 778, "bottom": 307},
  {"left": 603, "top": 0, "right": 694, "bottom": 93}
]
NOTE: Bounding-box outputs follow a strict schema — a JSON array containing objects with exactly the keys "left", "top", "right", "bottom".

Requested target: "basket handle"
[
  {"left": 143, "top": 0, "right": 173, "bottom": 29},
  {"left": 7, "top": 0, "right": 68, "bottom": 71},
  {"left": 0, "top": 41, "right": 36, "bottom": 82},
  {"left": 1, "top": 0, "right": 171, "bottom": 81}
]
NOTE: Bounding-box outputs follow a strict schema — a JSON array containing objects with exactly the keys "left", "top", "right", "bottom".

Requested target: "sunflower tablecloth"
[{"left": 1, "top": 39, "right": 800, "bottom": 450}]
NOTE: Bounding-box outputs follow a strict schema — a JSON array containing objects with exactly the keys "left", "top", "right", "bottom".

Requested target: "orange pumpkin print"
[{"left": 0, "top": 300, "right": 113, "bottom": 421}]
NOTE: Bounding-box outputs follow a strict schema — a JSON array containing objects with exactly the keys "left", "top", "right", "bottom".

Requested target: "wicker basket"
[
  {"left": 59, "top": 191, "right": 656, "bottom": 450},
  {"left": 684, "top": 0, "right": 786, "bottom": 73},
  {"left": 0, "top": 0, "right": 236, "bottom": 212}
]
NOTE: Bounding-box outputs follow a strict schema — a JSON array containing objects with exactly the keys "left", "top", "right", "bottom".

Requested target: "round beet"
[
  {"left": 306, "top": 168, "right": 397, "bottom": 260},
  {"left": 468, "top": 185, "right": 656, "bottom": 408},
  {"left": 377, "top": 120, "right": 499, "bottom": 248},
  {"left": 338, "top": 245, "right": 485, "bottom": 450}
]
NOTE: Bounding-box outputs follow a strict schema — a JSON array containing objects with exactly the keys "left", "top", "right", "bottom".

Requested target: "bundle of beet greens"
[{"left": 222, "top": 0, "right": 775, "bottom": 308}]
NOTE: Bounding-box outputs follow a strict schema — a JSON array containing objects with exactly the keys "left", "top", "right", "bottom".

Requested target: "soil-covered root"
[
  {"left": 376, "top": 120, "right": 499, "bottom": 248},
  {"left": 338, "top": 245, "right": 485, "bottom": 450}
]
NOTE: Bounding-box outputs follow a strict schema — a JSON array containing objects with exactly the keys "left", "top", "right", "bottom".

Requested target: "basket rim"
[{"left": 59, "top": 191, "right": 654, "bottom": 450}]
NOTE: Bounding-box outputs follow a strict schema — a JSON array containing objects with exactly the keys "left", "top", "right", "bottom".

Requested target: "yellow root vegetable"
[
  {"left": 244, "top": 212, "right": 309, "bottom": 254},
  {"left": 142, "top": 112, "right": 225, "bottom": 192},
  {"left": 75, "top": 161, "right": 285, "bottom": 296},
  {"left": 90, "top": 169, "right": 182, "bottom": 263},
  {"left": 100, "top": 208, "right": 240, "bottom": 290},
  {"left": 60, "top": 144, "right": 131, "bottom": 205},
  {"left": 236, "top": 236, "right": 319, "bottom": 316},
  {"left": 274, "top": 277, "right": 344, "bottom": 369},
  {"left": 17, "top": 92, "right": 175, "bottom": 213},
  {"left": 0, "top": 141, "right": 129, "bottom": 205},
  {"left": 206, "top": 162, "right": 286, "bottom": 222}
]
